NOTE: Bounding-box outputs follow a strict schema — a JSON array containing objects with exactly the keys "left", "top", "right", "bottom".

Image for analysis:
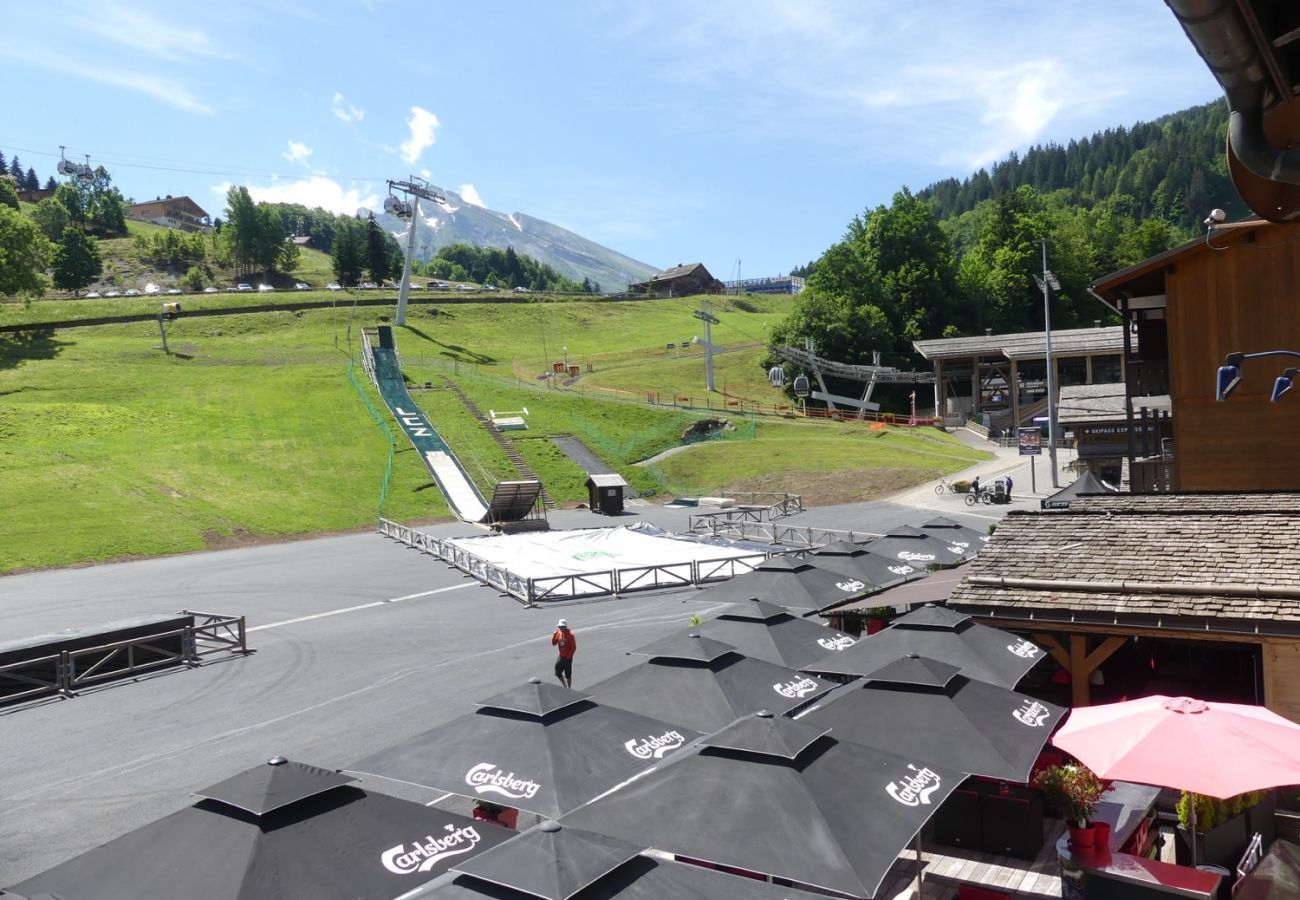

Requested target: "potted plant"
[{"left": 1034, "top": 763, "right": 1106, "bottom": 849}]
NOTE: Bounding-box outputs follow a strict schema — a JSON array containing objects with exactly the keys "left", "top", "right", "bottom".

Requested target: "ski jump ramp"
[{"left": 362, "top": 327, "right": 538, "bottom": 524}]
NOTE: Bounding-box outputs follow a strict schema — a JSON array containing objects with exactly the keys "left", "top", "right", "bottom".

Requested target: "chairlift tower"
[
  {"left": 384, "top": 176, "right": 445, "bottom": 327},
  {"left": 692, "top": 302, "right": 721, "bottom": 391},
  {"left": 1033, "top": 239, "right": 1062, "bottom": 488}
]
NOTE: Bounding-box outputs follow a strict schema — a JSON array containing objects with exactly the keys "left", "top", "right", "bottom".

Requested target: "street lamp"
[
  {"left": 1032, "top": 239, "right": 1062, "bottom": 488},
  {"left": 1216, "top": 350, "right": 1300, "bottom": 401}
]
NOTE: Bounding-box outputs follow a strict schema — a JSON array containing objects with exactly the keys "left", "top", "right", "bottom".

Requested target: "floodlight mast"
[
  {"left": 388, "top": 177, "right": 444, "bottom": 326},
  {"left": 1034, "top": 239, "right": 1062, "bottom": 488}
]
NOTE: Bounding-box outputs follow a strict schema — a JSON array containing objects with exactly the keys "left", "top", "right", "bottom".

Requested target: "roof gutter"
[
  {"left": 1166, "top": 0, "right": 1300, "bottom": 189},
  {"left": 967, "top": 574, "right": 1300, "bottom": 601}
]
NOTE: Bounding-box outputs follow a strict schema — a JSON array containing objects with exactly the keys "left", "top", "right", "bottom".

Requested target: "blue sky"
[{"left": 3, "top": 1, "right": 1221, "bottom": 279}]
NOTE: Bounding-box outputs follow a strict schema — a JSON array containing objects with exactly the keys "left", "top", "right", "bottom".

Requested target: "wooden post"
[
  {"left": 1085, "top": 354, "right": 1094, "bottom": 385},
  {"left": 1010, "top": 358, "right": 1021, "bottom": 428},
  {"left": 1070, "top": 635, "right": 1091, "bottom": 707}
]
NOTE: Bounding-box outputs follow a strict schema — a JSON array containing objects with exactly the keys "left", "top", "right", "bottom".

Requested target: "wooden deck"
[{"left": 875, "top": 821, "right": 1065, "bottom": 899}]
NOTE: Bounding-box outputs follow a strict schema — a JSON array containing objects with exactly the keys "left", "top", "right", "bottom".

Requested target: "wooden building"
[
  {"left": 628, "top": 263, "right": 724, "bottom": 297},
  {"left": 1091, "top": 219, "right": 1300, "bottom": 491},
  {"left": 912, "top": 326, "right": 1126, "bottom": 435},
  {"left": 127, "top": 195, "right": 212, "bottom": 232},
  {"left": 1057, "top": 383, "right": 1169, "bottom": 485},
  {"left": 947, "top": 493, "right": 1300, "bottom": 721}
]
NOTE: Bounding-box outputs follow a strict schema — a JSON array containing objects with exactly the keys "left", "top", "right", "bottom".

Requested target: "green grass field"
[{"left": 0, "top": 300, "right": 990, "bottom": 573}]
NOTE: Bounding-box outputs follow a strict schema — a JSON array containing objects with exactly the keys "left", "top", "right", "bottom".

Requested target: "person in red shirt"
[{"left": 552, "top": 619, "right": 576, "bottom": 688}]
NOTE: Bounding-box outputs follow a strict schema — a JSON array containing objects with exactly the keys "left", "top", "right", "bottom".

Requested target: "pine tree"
[
  {"left": 8, "top": 155, "right": 21, "bottom": 179},
  {"left": 51, "top": 225, "right": 102, "bottom": 295},
  {"left": 44, "top": 176, "right": 57, "bottom": 191},
  {"left": 0, "top": 150, "right": 7, "bottom": 174},
  {"left": 25, "top": 167, "right": 38, "bottom": 191}
]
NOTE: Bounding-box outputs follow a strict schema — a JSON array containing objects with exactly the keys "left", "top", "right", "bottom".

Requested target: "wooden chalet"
[
  {"left": 912, "top": 326, "right": 1126, "bottom": 435},
  {"left": 127, "top": 195, "right": 211, "bottom": 232},
  {"left": 948, "top": 493, "right": 1300, "bottom": 720},
  {"left": 1091, "top": 218, "right": 1300, "bottom": 492},
  {"left": 628, "top": 262, "right": 724, "bottom": 297},
  {"left": 1057, "top": 383, "right": 1170, "bottom": 485}
]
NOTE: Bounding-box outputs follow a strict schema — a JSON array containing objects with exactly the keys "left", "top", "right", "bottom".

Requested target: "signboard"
[
  {"left": 1077, "top": 421, "right": 1167, "bottom": 459},
  {"left": 1018, "top": 427, "right": 1042, "bottom": 456}
]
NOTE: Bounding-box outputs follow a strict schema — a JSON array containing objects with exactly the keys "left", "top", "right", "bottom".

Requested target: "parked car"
[
  {"left": 456, "top": 284, "right": 475, "bottom": 292},
  {"left": 258, "top": 284, "right": 275, "bottom": 292},
  {"left": 326, "top": 282, "right": 342, "bottom": 291},
  {"left": 482, "top": 283, "right": 499, "bottom": 292},
  {"left": 203, "top": 286, "right": 219, "bottom": 294},
  {"left": 294, "top": 282, "right": 310, "bottom": 290},
  {"left": 144, "top": 283, "right": 161, "bottom": 295},
  {"left": 165, "top": 288, "right": 183, "bottom": 295},
  {"left": 513, "top": 286, "right": 530, "bottom": 293},
  {"left": 105, "top": 290, "right": 122, "bottom": 297},
  {"left": 428, "top": 280, "right": 451, "bottom": 290},
  {"left": 124, "top": 288, "right": 142, "bottom": 296},
  {"left": 237, "top": 283, "right": 253, "bottom": 292},
  {"left": 85, "top": 291, "right": 101, "bottom": 298},
  {"left": 360, "top": 281, "right": 378, "bottom": 290}
]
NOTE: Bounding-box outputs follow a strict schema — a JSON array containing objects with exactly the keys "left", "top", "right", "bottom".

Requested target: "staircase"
[{"left": 442, "top": 378, "right": 558, "bottom": 511}]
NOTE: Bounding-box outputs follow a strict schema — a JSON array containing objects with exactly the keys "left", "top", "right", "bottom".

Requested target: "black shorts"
[{"left": 555, "top": 656, "right": 573, "bottom": 680}]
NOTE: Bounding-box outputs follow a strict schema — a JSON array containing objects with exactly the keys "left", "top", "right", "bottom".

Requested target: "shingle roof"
[
  {"left": 912, "top": 326, "right": 1125, "bottom": 361},
  {"left": 1056, "top": 384, "right": 1127, "bottom": 425},
  {"left": 586, "top": 473, "right": 628, "bottom": 488},
  {"left": 1069, "top": 492, "right": 1300, "bottom": 514},
  {"left": 947, "top": 505, "right": 1300, "bottom": 627}
]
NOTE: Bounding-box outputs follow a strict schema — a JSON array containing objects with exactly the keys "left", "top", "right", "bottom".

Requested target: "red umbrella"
[
  {"left": 1052, "top": 695, "right": 1300, "bottom": 799},
  {"left": 1052, "top": 695, "right": 1300, "bottom": 864}
]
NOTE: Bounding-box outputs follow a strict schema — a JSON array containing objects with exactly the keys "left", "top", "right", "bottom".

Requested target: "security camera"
[{"left": 1203, "top": 208, "right": 1226, "bottom": 226}]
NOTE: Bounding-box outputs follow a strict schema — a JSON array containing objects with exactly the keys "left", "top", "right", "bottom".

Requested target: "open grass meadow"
[{"left": 0, "top": 299, "right": 990, "bottom": 573}]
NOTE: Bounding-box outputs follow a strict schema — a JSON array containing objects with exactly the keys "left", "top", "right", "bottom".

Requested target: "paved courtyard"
[{"left": 0, "top": 475, "right": 1035, "bottom": 884}]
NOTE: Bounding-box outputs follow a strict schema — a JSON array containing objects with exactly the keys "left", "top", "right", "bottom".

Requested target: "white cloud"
[
  {"left": 233, "top": 176, "right": 381, "bottom": 216},
  {"left": 282, "top": 141, "right": 314, "bottom": 164},
  {"left": 400, "top": 106, "right": 440, "bottom": 164},
  {"left": 458, "top": 183, "right": 484, "bottom": 207},
  {"left": 331, "top": 91, "right": 365, "bottom": 124},
  {"left": 67, "top": 1, "right": 227, "bottom": 63},
  {"left": 6, "top": 50, "right": 214, "bottom": 113}
]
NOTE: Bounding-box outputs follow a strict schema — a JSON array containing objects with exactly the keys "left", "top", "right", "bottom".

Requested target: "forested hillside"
[
  {"left": 768, "top": 99, "right": 1245, "bottom": 396},
  {"left": 919, "top": 101, "right": 1242, "bottom": 236}
]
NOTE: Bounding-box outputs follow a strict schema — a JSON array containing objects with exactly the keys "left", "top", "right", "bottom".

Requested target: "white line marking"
[
  {"left": 248, "top": 584, "right": 473, "bottom": 632},
  {"left": 425, "top": 791, "right": 454, "bottom": 806}
]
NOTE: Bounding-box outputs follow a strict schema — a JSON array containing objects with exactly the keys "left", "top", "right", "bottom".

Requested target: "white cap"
[{"left": 557, "top": 619, "right": 568, "bottom": 627}]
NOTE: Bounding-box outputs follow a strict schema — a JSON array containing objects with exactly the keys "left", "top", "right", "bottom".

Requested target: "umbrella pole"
[
  {"left": 1190, "top": 800, "right": 1198, "bottom": 868},
  {"left": 915, "top": 832, "right": 925, "bottom": 897}
]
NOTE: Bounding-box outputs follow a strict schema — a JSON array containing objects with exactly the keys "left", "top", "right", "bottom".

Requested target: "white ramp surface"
[{"left": 426, "top": 451, "right": 489, "bottom": 523}]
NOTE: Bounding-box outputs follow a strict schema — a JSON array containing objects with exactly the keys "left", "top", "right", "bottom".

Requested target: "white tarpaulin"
[{"left": 443, "top": 524, "right": 771, "bottom": 601}]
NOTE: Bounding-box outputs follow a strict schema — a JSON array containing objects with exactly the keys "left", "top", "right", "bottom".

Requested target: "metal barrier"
[
  {"left": 0, "top": 612, "right": 250, "bottom": 706},
  {"left": 687, "top": 517, "right": 881, "bottom": 547},
  {"left": 377, "top": 517, "right": 775, "bottom": 603},
  {"left": 0, "top": 653, "right": 65, "bottom": 705}
]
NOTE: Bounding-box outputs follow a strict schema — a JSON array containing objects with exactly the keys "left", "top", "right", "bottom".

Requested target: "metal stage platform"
[
  {"left": 378, "top": 519, "right": 775, "bottom": 604},
  {"left": 0, "top": 611, "right": 250, "bottom": 706}
]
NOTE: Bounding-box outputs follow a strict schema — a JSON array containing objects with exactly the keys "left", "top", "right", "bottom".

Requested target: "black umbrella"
[
  {"left": 561, "top": 711, "right": 962, "bottom": 899},
  {"left": 919, "top": 516, "right": 990, "bottom": 555},
  {"left": 860, "top": 524, "right": 968, "bottom": 567},
  {"left": 348, "top": 679, "right": 701, "bottom": 819},
  {"left": 809, "top": 540, "right": 925, "bottom": 590},
  {"left": 450, "top": 820, "right": 643, "bottom": 900},
  {"left": 414, "top": 845, "right": 826, "bottom": 899},
  {"left": 5, "top": 757, "right": 511, "bottom": 900},
  {"left": 809, "top": 603, "right": 1046, "bottom": 688},
  {"left": 797, "top": 655, "right": 1065, "bottom": 782},
  {"left": 694, "top": 555, "right": 870, "bottom": 613},
  {"left": 683, "top": 598, "right": 858, "bottom": 669},
  {"left": 1041, "top": 470, "right": 1118, "bottom": 510},
  {"left": 588, "top": 634, "right": 835, "bottom": 733}
]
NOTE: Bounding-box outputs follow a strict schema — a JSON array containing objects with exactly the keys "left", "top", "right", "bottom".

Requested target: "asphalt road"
[{"left": 0, "top": 494, "right": 1024, "bottom": 884}]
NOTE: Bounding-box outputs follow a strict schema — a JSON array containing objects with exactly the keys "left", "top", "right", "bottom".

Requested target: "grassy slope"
[{"left": 0, "top": 300, "right": 990, "bottom": 573}]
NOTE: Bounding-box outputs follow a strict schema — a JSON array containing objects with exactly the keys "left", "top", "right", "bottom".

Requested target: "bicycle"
[
  {"left": 965, "top": 487, "right": 993, "bottom": 506},
  {"left": 934, "top": 477, "right": 953, "bottom": 495}
]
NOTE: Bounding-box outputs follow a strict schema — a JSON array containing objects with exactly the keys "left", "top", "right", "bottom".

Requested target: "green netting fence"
[{"left": 346, "top": 362, "right": 396, "bottom": 518}]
